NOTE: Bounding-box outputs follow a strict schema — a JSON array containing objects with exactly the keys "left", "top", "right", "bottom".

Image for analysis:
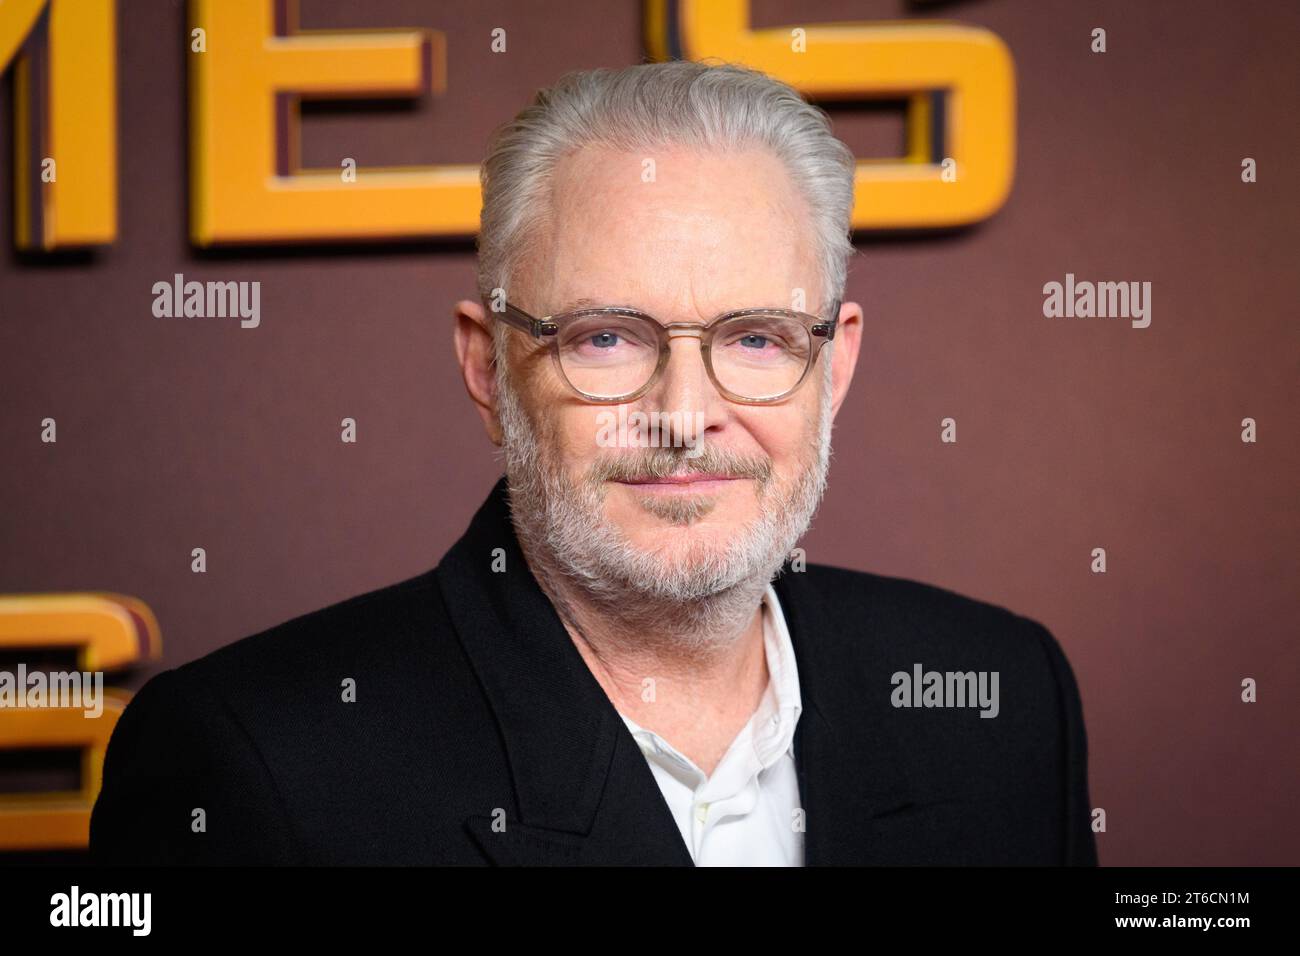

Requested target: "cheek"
[
  {"left": 739, "top": 404, "right": 818, "bottom": 471},
  {"left": 515, "top": 359, "right": 598, "bottom": 466},
  {"left": 554, "top": 408, "right": 608, "bottom": 472}
]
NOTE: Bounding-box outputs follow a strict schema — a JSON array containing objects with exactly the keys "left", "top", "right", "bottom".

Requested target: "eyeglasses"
[{"left": 488, "top": 297, "right": 840, "bottom": 404}]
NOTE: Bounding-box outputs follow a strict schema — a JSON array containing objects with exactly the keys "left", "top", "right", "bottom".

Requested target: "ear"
[
  {"left": 828, "top": 300, "right": 863, "bottom": 421},
  {"left": 453, "top": 298, "right": 503, "bottom": 446}
]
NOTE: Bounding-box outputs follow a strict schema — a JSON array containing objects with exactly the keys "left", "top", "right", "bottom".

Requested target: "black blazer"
[{"left": 90, "top": 477, "right": 1098, "bottom": 865}]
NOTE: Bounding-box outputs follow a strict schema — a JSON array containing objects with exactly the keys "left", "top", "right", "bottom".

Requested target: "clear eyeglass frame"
[{"left": 486, "top": 296, "right": 841, "bottom": 405}]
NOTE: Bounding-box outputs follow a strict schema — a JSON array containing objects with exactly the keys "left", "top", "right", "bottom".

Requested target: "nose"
[
  {"left": 662, "top": 328, "right": 706, "bottom": 402},
  {"left": 638, "top": 327, "right": 728, "bottom": 444}
]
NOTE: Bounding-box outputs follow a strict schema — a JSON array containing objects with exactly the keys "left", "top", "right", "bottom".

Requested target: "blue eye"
[
  {"left": 589, "top": 331, "right": 621, "bottom": 349},
  {"left": 739, "top": 334, "right": 770, "bottom": 349}
]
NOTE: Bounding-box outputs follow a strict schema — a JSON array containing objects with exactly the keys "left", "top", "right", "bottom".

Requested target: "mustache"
[{"left": 588, "top": 445, "right": 773, "bottom": 485}]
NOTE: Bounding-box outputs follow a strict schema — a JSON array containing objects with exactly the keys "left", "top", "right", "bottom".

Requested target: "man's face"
[{"left": 495, "top": 145, "right": 840, "bottom": 604}]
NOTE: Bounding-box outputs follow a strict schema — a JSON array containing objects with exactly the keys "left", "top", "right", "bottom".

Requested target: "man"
[{"left": 91, "top": 61, "right": 1096, "bottom": 865}]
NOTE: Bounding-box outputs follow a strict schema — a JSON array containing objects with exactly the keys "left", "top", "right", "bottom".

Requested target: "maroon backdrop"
[{"left": 1, "top": 0, "right": 1296, "bottom": 866}]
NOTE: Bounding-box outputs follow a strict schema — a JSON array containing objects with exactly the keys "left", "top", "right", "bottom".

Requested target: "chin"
[{"left": 617, "top": 516, "right": 746, "bottom": 558}]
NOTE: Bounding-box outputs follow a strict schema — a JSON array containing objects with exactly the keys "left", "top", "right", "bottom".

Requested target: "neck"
[{"left": 516, "top": 529, "right": 771, "bottom": 759}]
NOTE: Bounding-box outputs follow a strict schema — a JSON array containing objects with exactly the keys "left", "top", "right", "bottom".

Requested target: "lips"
[{"left": 615, "top": 474, "right": 740, "bottom": 485}]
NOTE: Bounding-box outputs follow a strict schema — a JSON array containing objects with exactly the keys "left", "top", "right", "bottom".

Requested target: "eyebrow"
[
  {"left": 551, "top": 296, "right": 620, "bottom": 314},
  {"left": 544, "top": 297, "right": 832, "bottom": 318}
]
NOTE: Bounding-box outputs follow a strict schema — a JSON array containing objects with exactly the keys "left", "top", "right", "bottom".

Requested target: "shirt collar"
[{"left": 755, "top": 582, "right": 803, "bottom": 764}]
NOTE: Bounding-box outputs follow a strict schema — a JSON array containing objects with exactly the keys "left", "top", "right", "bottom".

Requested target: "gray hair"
[{"left": 476, "top": 60, "right": 856, "bottom": 366}]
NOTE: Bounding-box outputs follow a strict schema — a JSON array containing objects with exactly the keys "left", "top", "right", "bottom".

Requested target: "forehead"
[{"left": 531, "top": 145, "right": 819, "bottom": 316}]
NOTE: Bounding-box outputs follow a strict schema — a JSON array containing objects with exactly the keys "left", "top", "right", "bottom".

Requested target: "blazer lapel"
[
  {"left": 436, "top": 477, "right": 926, "bottom": 865},
  {"left": 436, "top": 477, "right": 693, "bottom": 866},
  {"left": 774, "top": 566, "right": 920, "bottom": 865}
]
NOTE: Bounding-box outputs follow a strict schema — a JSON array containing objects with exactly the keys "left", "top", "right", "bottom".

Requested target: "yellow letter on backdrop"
[
  {"left": 0, "top": 594, "right": 160, "bottom": 851},
  {"left": 189, "top": 0, "right": 480, "bottom": 244},
  {"left": 646, "top": 0, "right": 1016, "bottom": 229},
  {"left": 0, "top": 0, "right": 116, "bottom": 249}
]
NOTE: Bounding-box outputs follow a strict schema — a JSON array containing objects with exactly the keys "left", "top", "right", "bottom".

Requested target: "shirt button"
[{"left": 695, "top": 802, "right": 709, "bottom": 823}]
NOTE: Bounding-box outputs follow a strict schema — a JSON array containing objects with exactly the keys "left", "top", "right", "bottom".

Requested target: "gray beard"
[{"left": 494, "top": 357, "right": 834, "bottom": 654}]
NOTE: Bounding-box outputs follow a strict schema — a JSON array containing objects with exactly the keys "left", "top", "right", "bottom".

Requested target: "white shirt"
[{"left": 619, "top": 584, "right": 804, "bottom": 866}]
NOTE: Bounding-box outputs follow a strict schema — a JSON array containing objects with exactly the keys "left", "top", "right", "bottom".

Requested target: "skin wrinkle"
[{"left": 545, "top": 147, "right": 814, "bottom": 321}]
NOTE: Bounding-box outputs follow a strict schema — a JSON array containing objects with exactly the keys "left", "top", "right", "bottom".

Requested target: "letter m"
[{"left": 0, "top": 0, "right": 116, "bottom": 249}]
